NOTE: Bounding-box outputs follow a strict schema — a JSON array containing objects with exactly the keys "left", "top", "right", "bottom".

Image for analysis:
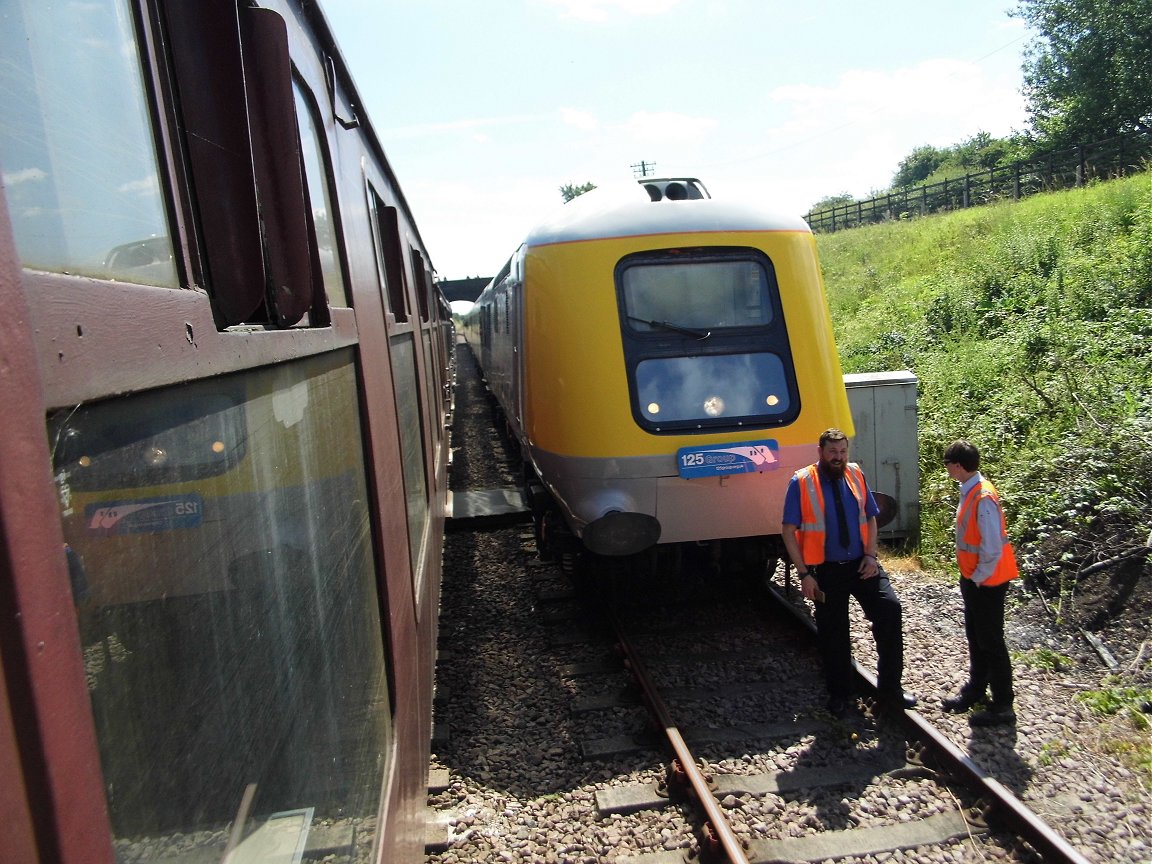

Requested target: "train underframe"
[{"left": 524, "top": 468, "right": 787, "bottom": 590}]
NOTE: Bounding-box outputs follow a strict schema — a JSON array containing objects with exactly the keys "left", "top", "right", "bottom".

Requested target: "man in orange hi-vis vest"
[
  {"left": 782, "top": 428, "right": 915, "bottom": 720},
  {"left": 942, "top": 439, "right": 1019, "bottom": 727}
]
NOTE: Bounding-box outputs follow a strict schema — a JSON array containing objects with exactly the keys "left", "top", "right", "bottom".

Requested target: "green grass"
[
  {"left": 816, "top": 172, "right": 1152, "bottom": 575},
  {"left": 1017, "top": 646, "right": 1074, "bottom": 672},
  {"left": 1078, "top": 680, "right": 1152, "bottom": 776}
]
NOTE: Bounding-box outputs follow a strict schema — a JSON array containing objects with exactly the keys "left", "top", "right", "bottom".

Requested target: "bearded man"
[{"left": 781, "top": 428, "right": 915, "bottom": 719}]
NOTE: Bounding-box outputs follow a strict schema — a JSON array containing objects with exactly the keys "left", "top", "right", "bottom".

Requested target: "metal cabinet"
[{"left": 845, "top": 370, "right": 919, "bottom": 541}]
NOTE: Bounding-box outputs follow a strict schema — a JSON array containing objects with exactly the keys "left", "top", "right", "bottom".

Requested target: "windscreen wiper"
[{"left": 627, "top": 316, "right": 711, "bottom": 340}]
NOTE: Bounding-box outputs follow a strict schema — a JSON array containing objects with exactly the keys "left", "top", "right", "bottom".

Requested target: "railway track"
[
  {"left": 427, "top": 350, "right": 1148, "bottom": 863},
  {"left": 545, "top": 567, "right": 1092, "bottom": 864}
]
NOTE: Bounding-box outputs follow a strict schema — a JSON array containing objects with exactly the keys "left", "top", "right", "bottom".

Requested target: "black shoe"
[
  {"left": 878, "top": 690, "right": 917, "bottom": 710},
  {"left": 969, "top": 705, "right": 1016, "bottom": 727},
  {"left": 941, "top": 691, "right": 984, "bottom": 713}
]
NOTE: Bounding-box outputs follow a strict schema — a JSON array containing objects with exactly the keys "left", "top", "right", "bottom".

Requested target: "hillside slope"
[{"left": 814, "top": 172, "right": 1152, "bottom": 635}]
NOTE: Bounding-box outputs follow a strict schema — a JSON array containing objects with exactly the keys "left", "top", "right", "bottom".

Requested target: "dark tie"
[{"left": 830, "top": 479, "right": 851, "bottom": 548}]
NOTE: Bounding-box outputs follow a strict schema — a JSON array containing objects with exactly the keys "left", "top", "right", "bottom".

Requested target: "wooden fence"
[{"left": 804, "top": 129, "right": 1152, "bottom": 233}]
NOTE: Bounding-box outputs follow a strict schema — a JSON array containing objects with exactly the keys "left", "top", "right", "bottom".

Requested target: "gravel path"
[{"left": 431, "top": 346, "right": 1151, "bottom": 863}]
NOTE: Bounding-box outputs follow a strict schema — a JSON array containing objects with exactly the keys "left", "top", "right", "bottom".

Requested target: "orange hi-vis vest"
[
  {"left": 956, "top": 479, "right": 1019, "bottom": 586},
  {"left": 795, "top": 463, "right": 871, "bottom": 565}
]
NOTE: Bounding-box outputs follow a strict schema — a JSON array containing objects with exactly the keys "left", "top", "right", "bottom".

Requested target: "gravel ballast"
[{"left": 432, "top": 348, "right": 1151, "bottom": 863}]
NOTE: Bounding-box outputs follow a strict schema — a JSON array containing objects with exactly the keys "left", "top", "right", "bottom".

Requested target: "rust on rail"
[{"left": 610, "top": 609, "right": 751, "bottom": 864}]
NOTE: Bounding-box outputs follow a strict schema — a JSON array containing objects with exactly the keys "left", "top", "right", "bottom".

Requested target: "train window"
[
  {"left": 616, "top": 247, "right": 799, "bottom": 432},
  {"left": 159, "top": 0, "right": 324, "bottom": 326},
  {"left": 294, "top": 80, "right": 347, "bottom": 308},
  {"left": 0, "top": 0, "right": 177, "bottom": 286},
  {"left": 412, "top": 249, "right": 430, "bottom": 322},
  {"left": 634, "top": 351, "right": 792, "bottom": 424},
  {"left": 371, "top": 195, "right": 410, "bottom": 323},
  {"left": 48, "top": 351, "right": 394, "bottom": 858},
  {"left": 621, "top": 257, "right": 772, "bottom": 331},
  {"left": 390, "top": 333, "right": 430, "bottom": 586}
]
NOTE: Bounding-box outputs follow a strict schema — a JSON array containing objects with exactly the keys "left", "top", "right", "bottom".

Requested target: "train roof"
[{"left": 524, "top": 181, "right": 812, "bottom": 248}]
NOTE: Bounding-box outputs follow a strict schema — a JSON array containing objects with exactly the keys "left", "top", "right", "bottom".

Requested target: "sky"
[{"left": 320, "top": 0, "right": 1033, "bottom": 281}]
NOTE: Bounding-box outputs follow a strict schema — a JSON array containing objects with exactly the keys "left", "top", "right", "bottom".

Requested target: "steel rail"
[
  {"left": 609, "top": 609, "right": 751, "bottom": 864},
  {"left": 902, "top": 711, "right": 1092, "bottom": 864},
  {"left": 763, "top": 578, "right": 1093, "bottom": 864}
]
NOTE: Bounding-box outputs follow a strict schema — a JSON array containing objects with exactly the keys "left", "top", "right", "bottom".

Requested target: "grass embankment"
[
  {"left": 815, "top": 172, "right": 1152, "bottom": 582},
  {"left": 816, "top": 174, "right": 1152, "bottom": 769}
]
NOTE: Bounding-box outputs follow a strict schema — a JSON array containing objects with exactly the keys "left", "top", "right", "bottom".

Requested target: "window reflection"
[
  {"left": 0, "top": 0, "right": 176, "bottom": 285},
  {"left": 49, "top": 351, "right": 391, "bottom": 859},
  {"left": 391, "top": 334, "right": 429, "bottom": 584}
]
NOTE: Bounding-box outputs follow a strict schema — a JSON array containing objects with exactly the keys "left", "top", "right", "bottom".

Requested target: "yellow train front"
[{"left": 466, "top": 178, "right": 853, "bottom": 572}]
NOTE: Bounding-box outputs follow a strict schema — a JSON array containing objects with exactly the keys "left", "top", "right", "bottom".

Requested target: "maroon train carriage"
[{"left": 0, "top": 1, "right": 452, "bottom": 862}]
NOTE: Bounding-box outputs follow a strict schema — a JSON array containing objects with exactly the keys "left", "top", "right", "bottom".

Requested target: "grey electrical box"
[{"left": 844, "top": 370, "right": 919, "bottom": 541}]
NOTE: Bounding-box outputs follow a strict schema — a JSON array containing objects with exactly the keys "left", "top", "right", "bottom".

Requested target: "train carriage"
[
  {"left": 462, "top": 179, "right": 855, "bottom": 572},
  {"left": 0, "top": 1, "right": 451, "bottom": 862}
]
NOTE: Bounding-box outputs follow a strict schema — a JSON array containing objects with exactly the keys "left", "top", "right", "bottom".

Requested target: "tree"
[
  {"left": 1015, "top": 0, "right": 1152, "bottom": 147},
  {"left": 807, "top": 192, "right": 855, "bottom": 214},
  {"left": 560, "top": 182, "right": 596, "bottom": 202},
  {"left": 891, "top": 145, "right": 948, "bottom": 188}
]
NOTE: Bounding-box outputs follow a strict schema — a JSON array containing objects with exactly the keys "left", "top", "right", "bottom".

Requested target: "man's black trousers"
[{"left": 811, "top": 559, "right": 904, "bottom": 702}]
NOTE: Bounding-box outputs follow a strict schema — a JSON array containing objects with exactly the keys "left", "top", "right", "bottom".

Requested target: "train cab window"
[
  {"left": 617, "top": 248, "right": 799, "bottom": 432},
  {"left": 48, "top": 351, "right": 394, "bottom": 857},
  {"left": 294, "top": 81, "right": 347, "bottom": 308},
  {"left": 634, "top": 351, "right": 793, "bottom": 426},
  {"left": 622, "top": 258, "right": 772, "bottom": 331},
  {"left": 0, "top": 0, "right": 177, "bottom": 287}
]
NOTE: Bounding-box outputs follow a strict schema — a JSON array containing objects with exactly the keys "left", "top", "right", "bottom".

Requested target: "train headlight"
[
  {"left": 766, "top": 394, "right": 780, "bottom": 407},
  {"left": 646, "top": 402, "right": 661, "bottom": 415},
  {"left": 703, "top": 396, "right": 724, "bottom": 416}
]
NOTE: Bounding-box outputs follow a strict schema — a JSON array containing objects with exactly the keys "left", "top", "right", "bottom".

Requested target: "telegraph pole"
[{"left": 631, "top": 160, "right": 656, "bottom": 178}]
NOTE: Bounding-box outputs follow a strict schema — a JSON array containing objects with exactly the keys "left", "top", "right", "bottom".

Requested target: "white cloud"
[
  {"left": 324, "top": 0, "right": 1033, "bottom": 277},
  {"left": 407, "top": 176, "right": 562, "bottom": 279},
  {"left": 118, "top": 176, "right": 163, "bottom": 197},
  {"left": 560, "top": 108, "right": 600, "bottom": 131},
  {"left": 770, "top": 58, "right": 1026, "bottom": 146},
  {"left": 618, "top": 110, "right": 718, "bottom": 144},
  {"left": 696, "top": 54, "right": 1030, "bottom": 215},
  {"left": 2, "top": 167, "right": 48, "bottom": 186}
]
